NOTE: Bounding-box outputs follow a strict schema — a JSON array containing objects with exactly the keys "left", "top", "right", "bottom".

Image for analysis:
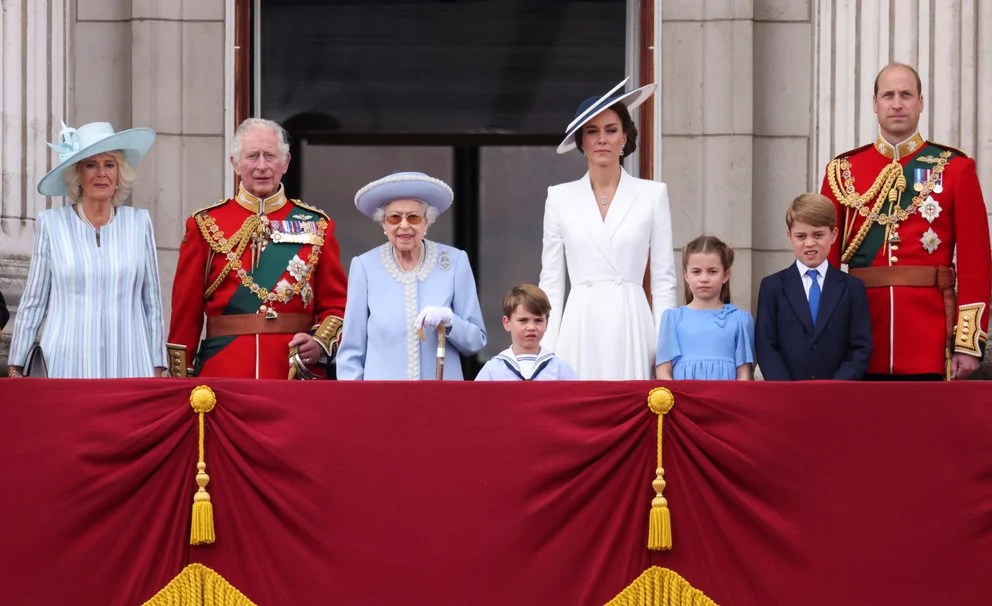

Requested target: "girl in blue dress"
[{"left": 655, "top": 235, "right": 754, "bottom": 380}]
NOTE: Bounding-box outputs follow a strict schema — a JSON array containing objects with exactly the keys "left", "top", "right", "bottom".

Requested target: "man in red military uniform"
[
  {"left": 167, "top": 118, "right": 347, "bottom": 379},
  {"left": 822, "top": 63, "right": 991, "bottom": 380}
]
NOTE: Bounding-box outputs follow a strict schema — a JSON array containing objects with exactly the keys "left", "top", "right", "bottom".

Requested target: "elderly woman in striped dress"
[{"left": 7, "top": 121, "right": 165, "bottom": 378}]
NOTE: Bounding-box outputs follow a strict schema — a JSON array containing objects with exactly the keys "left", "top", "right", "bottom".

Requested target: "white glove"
[{"left": 416, "top": 306, "right": 454, "bottom": 330}]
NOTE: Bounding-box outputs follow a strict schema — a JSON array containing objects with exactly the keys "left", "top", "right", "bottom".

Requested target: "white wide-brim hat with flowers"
[
  {"left": 556, "top": 77, "right": 658, "bottom": 155},
  {"left": 354, "top": 171, "right": 454, "bottom": 219},
  {"left": 37, "top": 121, "right": 156, "bottom": 196}
]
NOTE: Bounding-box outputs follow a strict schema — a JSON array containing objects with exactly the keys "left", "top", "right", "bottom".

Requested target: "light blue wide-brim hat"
[
  {"left": 37, "top": 120, "right": 156, "bottom": 196},
  {"left": 354, "top": 171, "right": 454, "bottom": 219},
  {"left": 556, "top": 77, "right": 658, "bottom": 155}
]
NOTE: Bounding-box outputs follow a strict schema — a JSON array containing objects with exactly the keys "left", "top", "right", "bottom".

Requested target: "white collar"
[{"left": 795, "top": 259, "right": 829, "bottom": 279}]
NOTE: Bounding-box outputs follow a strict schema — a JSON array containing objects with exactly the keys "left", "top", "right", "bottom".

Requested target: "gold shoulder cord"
[
  {"left": 826, "top": 158, "right": 904, "bottom": 263},
  {"left": 195, "top": 213, "right": 262, "bottom": 299},
  {"left": 827, "top": 151, "right": 952, "bottom": 263}
]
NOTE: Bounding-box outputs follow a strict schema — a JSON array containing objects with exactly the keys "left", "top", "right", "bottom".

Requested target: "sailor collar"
[
  {"left": 236, "top": 183, "right": 288, "bottom": 214},
  {"left": 874, "top": 131, "right": 924, "bottom": 161}
]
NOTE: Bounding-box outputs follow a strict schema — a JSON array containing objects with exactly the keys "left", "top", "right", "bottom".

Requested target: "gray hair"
[
  {"left": 372, "top": 200, "right": 438, "bottom": 227},
  {"left": 62, "top": 150, "right": 137, "bottom": 205},
  {"left": 230, "top": 118, "right": 290, "bottom": 162}
]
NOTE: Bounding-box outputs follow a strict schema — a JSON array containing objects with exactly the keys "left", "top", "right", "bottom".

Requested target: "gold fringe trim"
[
  {"left": 647, "top": 388, "right": 675, "bottom": 551},
  {"left": 605, "top": 566, "right": 717, "bottom": 606},
  {"left": 189, "top": 386, "right": 217, "bottom": 545},
  {"left": 142, "top": 563, "right": 256, "bottom": 606}
]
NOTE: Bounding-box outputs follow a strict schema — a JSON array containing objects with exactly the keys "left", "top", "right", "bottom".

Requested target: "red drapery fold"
[{"left": 0, "top": 380, "right": 989, "bottom": 605}]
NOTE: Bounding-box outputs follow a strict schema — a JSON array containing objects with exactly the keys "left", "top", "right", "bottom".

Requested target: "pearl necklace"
[
  {"left": 392, "top": 243, "right": 425, "bottom": 274},
  {"left": 76, "top": 203, "right": 116, "bottom": 247}
]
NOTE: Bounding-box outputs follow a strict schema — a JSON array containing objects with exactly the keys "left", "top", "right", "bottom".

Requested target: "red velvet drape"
[{"left": 0, "top": 380, "right": 989, "bottom": 605}]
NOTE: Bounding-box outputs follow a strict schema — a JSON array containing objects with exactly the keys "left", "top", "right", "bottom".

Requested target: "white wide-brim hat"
[
  {"left": 354, "top": 172, "right": 454, "bottom": 219},
  {"left": 556, "top": 77, "right": 658, "bottom": 155},
  {"left": 37, "top": 121, "right": 156, "bottom": 196}
]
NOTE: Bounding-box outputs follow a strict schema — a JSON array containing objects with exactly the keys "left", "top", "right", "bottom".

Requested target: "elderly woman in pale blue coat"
[{"left": 337, "top": 172, "right": 486, "bottom": 380}]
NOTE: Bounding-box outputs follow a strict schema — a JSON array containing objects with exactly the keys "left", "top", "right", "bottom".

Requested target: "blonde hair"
[
  {"left": 62, "top": 150, "right": 136, "bottom": 205},
  {"left": 682, "top": 235, "right": 734, "bottom": 304},
  {"left": 786, "top": 193, "right": 837, "bottom": 230},
  {"left": 502, "top": 283, "right": 551, "bottom": 318}
]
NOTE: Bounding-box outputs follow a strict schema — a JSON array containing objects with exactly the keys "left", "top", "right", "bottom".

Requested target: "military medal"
[
  {"left": 913, "top": 168, "right": 927, "bottom": 192},
  {"left": 920, "top": 227, "right": 941, "bottom": 254},
  {"left": 274, "top": 279, "right": 293, "bottom": 299},
  {"left": 932, "top": 173, "right": 943, "bottom": 194},
  {"left": 270, "top": 220, "right": 319, "bottom": 243},
  {"left": 287, "top": 254, "right": 308, "bottom": 281},
  {"left": 920, "top": 196, "right": 942, "bottom": 223}
]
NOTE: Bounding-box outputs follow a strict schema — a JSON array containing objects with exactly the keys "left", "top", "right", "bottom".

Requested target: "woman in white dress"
[
  {"left": 539, "top": 78, "right": 677, "bottom": 380},
  {"left": 7, "top": 121, "right": 165, "bottom": 378}
]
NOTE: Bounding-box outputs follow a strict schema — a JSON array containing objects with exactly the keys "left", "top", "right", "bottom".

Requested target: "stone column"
[
  {"left": 0, "top": 0, "right": 68, "bottom": 366},
  {"left": 660, "top": 1, "right": 755, "bottom": 308},
  {"left": 750, "top": 1, "right": 814, "bottom": 299},
  {"left": 124, "top": 1, "right": 229, "bottom": 327}
]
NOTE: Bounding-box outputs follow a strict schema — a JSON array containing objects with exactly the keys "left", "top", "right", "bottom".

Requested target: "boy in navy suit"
[{"left": 756, "top": 193, "right": 872, "bottom": 380}]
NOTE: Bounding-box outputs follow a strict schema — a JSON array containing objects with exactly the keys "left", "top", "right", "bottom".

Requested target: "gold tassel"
[
  {"left": 189, "top": 385, "right": 217, "bottom": 546},
  {"left": 889, "top": 166, "right": 907, "bottom": 202},
  {"left": 647, "top": 387, "right": 675, "bottom": 551}
]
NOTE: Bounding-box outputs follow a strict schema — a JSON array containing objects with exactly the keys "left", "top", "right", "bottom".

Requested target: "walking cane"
[{"left": 435, "top": 325, "right": 446, "bottom": 380}]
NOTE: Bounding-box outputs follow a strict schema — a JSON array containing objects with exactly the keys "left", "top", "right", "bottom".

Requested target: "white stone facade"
[{"left": 2, "top": 0, "right": 990, "bottom": 367}]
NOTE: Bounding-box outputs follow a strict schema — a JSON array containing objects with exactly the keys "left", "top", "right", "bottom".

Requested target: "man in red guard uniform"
[
  {"left": 167, "top": 118, "right": 347, "bottom": 379},
  {"left": 822, "top": 63, "right": 991, "bottom": 380}
]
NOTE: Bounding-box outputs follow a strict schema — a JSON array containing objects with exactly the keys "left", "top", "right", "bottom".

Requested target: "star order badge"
[
  {"left": 920, "top": 196, "right": 942, "bottom": 223},
  {"left": 287, "top": 255, "right": 308, "bottom": 281},
  {"left": 301, "top": 282, "right": 314, "bottom": 308},
  {"left": 920, "top": 228, "right": 941, "bottom": 254}
]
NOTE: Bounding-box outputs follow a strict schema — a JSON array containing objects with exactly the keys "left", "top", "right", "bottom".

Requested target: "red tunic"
[
  {"left": 168, "top": 186, "right": 347, "bottom": 379},
  {"left": 822, "top": 134, "right": 990, "bottom": 375}
]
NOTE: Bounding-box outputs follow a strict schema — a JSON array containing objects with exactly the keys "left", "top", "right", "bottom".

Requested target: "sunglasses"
[{"left": 384, "top": 212, "right": 425, "bottom": 226}]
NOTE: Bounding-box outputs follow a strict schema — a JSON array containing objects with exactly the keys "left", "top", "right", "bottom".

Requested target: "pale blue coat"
[
  {"left": 337, "top": 240, "right": 487, "bottom": 380},
  {"left": 8, "top": 205, "right": 166, "bottom": 377}
]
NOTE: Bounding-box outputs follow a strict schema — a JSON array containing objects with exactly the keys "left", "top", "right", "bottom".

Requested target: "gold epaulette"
[
  {"left": 189, "top": 198, "right": 229, "bottom": 219},
  {"left": 290, "top": 199, "right": 330, "bottom": 221},
  {"left": 927, "top": 142, "right": 969, "bottom": 159},
  {"left": 831, "top": 142, "right": 875, "bottom": 162}
]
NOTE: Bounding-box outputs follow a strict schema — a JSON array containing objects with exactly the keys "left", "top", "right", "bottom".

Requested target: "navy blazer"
[{"left": 755, "top": 264, "right": 871, "bottom": 380}]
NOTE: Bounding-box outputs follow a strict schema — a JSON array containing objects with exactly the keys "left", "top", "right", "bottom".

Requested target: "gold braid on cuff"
[
  {"left": 167, "top": 343, "right": 190, "bottom": 378},
  {"left": 953, "top": 302, "right": 987, "bottom": 357},
  {"left": 312, "top": 315, "right": 344, "bottom": 357}
]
